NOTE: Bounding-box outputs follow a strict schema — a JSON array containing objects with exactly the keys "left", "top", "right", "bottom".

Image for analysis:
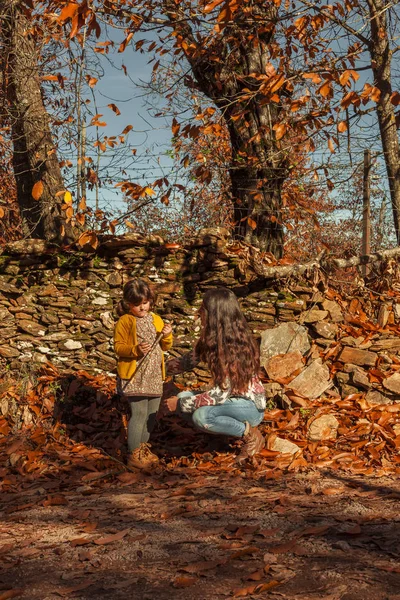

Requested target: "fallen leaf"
[
  {"left": 94, "top": 529, "right": 130, "bottom": 545},
  {"left": 172, "top": 575, "right": 198, "bottom": 588},
  {"left": 0, "top": 591, "right": 24, "bottom": 600}
]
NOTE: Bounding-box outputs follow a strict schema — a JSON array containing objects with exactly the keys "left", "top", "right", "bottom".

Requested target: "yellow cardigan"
[{"left": 113, "top": 312, "right": 173, "bottom": 380}]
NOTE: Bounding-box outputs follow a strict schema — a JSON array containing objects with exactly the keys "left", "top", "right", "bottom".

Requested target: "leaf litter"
[{"left": 2, "top": 282, "right": 400, "bottom": 597}]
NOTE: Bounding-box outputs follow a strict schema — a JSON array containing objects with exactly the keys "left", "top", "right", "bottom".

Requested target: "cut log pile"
[{"left": 1, "top": 229, "right": 400, "bottom": 477}]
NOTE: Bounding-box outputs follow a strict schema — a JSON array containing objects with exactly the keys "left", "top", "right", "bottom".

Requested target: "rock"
[
  {"left": 17, "top": 320, "right": 45, "bottom": 336},
  {"left": 264, "top": 383, "right": 283, "bottom": 399},
  {"left": 382, "top": 373, "right": 400, "bottom": 395},
  {"left": 265, "top": 351, "right": 304, "bottom": 381},
  {"left": 312, "top": 322, "right": 338, "bottom": 339},
  {"left": 377, "top": 304, "right": 390, "bottom": 328},
  {"left": 321, "top": 299, "right": 343, "bottom": 322},
  {"left": 287, "top": 359, "right": 331, "bottom": 399},
  {"left": 338, "top": 347, "right": 377, "bottom": 367},
  {"left": 0, "top": 308, "right": 13, "bottom": 321},
  {"left": 302, "top": 308, "right": 328, "bottom": 323},
  {"left": 269, "top": 436, "right": 300, "bottom": 454},
  {"left": 365, "top": 390, "right": 392, "bottom": 405},
  {"left": 92, "top": 297, "right": 109, "bottom": 306},
  {"left": 105, "top": 272, "right": 122, "bottom": 287},
  {"left": 307, "top": 414, "right": 339, "bottom": 441},
  {"left": 100, "top": 312, "right": 114, "bottom": 330},
  {"left": 59, "top": 340, "right": 83, "bottom": 351},
  {"left": 0, "top": 346, "right": 20, "bottom": 358},
  {"left": 370, "top": 338, "right": 400, "bottom": 352},
  {"left": 260, "top": 322, "right": 310, "bottom": 364},
  {"left": 351, "top": 368, "right": 371, "bottom": 390}
]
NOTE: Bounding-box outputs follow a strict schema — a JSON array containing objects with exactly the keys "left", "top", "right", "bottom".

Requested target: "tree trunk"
[
  {"left": 367, "top": 0, "right": 400, "bottom": 244},
  {"left": 0, "top": 0, "right": 75, "bottom": 243},
  {"left": 163, "top": 0, "right": 287, "bottom": 257}
]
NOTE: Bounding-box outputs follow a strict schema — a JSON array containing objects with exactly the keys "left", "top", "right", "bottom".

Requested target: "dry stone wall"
[{"left": 1, "top": 229, "right": 400, "bottom": 411}]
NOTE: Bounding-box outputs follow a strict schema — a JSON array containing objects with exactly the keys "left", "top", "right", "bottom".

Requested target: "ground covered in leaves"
[{"left": 1, "top": 368, "right": 400, "bottom": 599}]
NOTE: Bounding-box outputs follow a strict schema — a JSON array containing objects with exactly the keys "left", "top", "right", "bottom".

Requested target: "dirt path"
[{"left": 1, "top": 465, "right": 400, "bottom": 600}]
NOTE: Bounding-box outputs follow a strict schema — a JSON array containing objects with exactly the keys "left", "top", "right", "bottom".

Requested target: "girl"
[
  {"left": 114, "top": 278, "right": 173, "bottom": 469},
  {"left": 165, "top": 287, "right": 265, "bottom": 461}
]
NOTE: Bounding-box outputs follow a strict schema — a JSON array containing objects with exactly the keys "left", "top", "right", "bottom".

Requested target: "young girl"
[
  {"left": 165, "top": 287, "right": 265, "bottom": 461},
  {"left": 114, "top": 278, "right": 173, "bottom": 469}
]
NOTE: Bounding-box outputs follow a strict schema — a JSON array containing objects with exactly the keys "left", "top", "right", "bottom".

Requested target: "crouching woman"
[{"left": 165, "top": 288, "right": 266, "bottom": 461}]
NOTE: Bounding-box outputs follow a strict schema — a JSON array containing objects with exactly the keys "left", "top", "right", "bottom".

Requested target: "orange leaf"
[
  {"left": 0, "top": 207, "right": 4, "bottom": 219},
  {"left": 77, "top": 231, "right": 99, "bottom": 250},
  {"left": 94, "top": 529, "right": 130, "bottom": 545},
  {"left": 32, "top": 181, "right": 44, "bottom": 200},
  {"left": 390, "top": 91, "right": 400, "bottom": 105},
  {"left": 247, "top": 217, "right": 257, "bottom": 230},
  {"left": 108, "top": 103, "right": 121, "bottom": 115},
  {"left": 273, "top": 122, "right": 287, "bottom": 140},
  {"left": 338, "top": 120, "right": 348, "bottom": 132},
  {"left": 0, "top": 591, "right": 24, "bottom": 600},
  {"left": 204, "top": 0, "right": 225, "bottom": 13},
  {"left": 172, "top": 576, "right": 198, "bottom": 588},
  {"left": 58, "top": 2, "right": 78, "bottom": 22},
  {"left": 318, "top": 81, "right": 332, "bottom": 98}
]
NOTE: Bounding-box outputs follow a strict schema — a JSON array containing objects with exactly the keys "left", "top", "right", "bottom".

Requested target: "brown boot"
[
  {"left": 141, "top": 443, "right": 159, "bottom": 465},
  {"left": 127, "top": 443, "right": 158, "bottom": 470},
  {"left": 237, "top": 422, "right": 265, "bottom": 462}
]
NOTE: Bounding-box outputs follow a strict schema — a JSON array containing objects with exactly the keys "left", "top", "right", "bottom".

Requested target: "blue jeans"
[{"left": 178, "top": 392, "right": 264, "bottom": 438}]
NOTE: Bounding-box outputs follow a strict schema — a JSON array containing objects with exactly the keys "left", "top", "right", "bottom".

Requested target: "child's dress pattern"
[{"left": 118, "top": 313, "right": 163, "bottom": 397}]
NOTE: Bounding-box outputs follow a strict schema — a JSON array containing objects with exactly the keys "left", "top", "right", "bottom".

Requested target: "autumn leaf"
[
  {"left": 204, "top": 0, "right": 225, "bottom": 13},
  {"left": 108, "top": 103, "right": 121, "bottom": 116},
  {"left": 77, "top": 231, "right": 99, "bottom": 250},
  {"left": 58, "top": 2, "right": 78, "bottom": 22},
  {"left": 390, "top": 91, "right": 400, "bottom": 105},
  {"left": 338, "top": 120, "right": 348, "bottom": 132},
  {"left": 273, "top": 123, "right": 287, "bottom": 140},
  {"left": 172, "top": 576, "right": 198, "bottom": 588},
  {"left": 0, "top": 591, "right": 24, "bottom": 600},
  {"left": 318, "top": 81, "right": 333, "bottom": 98},
  {"left": 64, "top": 191, "right": 72, "bottom": 204},
  {"left": 94, "top": 529, "right": 130, "bottom": 545},
  {"left": 247, "top": 217, "right": 257, "bottom": 230},
  {"left": 0, "top": 207, "right": 4, "bottom": 219},
  {"left": 32, "top": 181, "right": 44, "bottom": 200}
]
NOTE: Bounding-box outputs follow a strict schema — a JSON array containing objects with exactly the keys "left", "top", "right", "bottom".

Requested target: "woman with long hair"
[{"left": 165, "top": 288, "right": 265, "bottom": 461}]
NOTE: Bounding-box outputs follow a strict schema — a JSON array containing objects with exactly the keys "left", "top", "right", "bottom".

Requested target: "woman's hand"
[
  {"left": 138, "top": 342, "right": 152, "bottom": 355},
  {"left": 161, "top": 323, "right": 172, "bottom": 338}
]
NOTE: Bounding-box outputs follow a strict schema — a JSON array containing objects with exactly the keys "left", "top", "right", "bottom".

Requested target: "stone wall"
[{"left": 1, "top": 229, "right": 400, "bottom": 409}]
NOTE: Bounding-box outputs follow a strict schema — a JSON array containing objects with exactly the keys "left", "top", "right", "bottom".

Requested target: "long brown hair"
[
  {"left": 116, "top": 278, "right": 155, "bottom": 317},
  {"left": 195, "top": 288, "right": 260, "bottom": 393}
]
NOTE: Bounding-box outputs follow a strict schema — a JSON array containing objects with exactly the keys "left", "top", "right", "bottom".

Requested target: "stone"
[
  {"left": 100, "top": 312, "right": 114, "bottom": 330},
  {"left": 17, "top": 320, "right": 45, "bottom": 337},
  {"left": 105, "top": 272, "right": 122, "bottom": 287},
  {"left": 307, "top": 414, "right": 339, "bottom": 441},
  {"left": 351, "top": 368, "right": 371, "bottom": 390},
  {"left": 264, "top": 383, "right": 283, "bottom": 399},
  {"left": 0, "top": 346, "right": 20, "bottom": 358},
  {"left": 302, "top": 308, "right": 328, "bottom": 323},
  {"left": 312, "top": 322, "right": 338, "bottom": 340},
  {"left": 370, "top": 338, "right": 400, "bottom": 352},
  {"left": 265, "top": 351, "right": 304, "bottom": 381},
  {"left": 0, "top": 308, "right": 13, "bottom": 321},
  {"left": 338, "top": 347, "right": 377, "bottom": 367},
  {"left": 92, "top": 297, "right": 109, "bottom": 306},
  {"left": 321, "top": 299, "right": 343, "bottom": 322},
  {"left": 365, "top": 390, "right": 392, "bottom": 405},
  {"left": 269, "top": 436, "right": 300, "bottom": 454},
  {"left": 288, "top": 359, "right": 331, "bottom": 399},
  {"left": 382, "top": 373, "right": 400, "bottom": 395},
  {"left": 260, "top": 322, "right": 310, "bottom": 364},
  {"left": 377, "top": 304, "right": 390, "bottom": 328},
  {"left": 59, "top": 339, "right": 83, "bottom": 351}
]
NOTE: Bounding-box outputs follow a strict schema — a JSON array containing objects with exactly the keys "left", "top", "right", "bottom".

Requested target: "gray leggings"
[{"left": 127, "top": 396, "right": 161, "bottom": 452}]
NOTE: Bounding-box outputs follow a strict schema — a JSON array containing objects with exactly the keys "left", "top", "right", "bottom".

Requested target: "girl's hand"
[
  {"left": 166, "top": 358, "right": 181, "bottom": 375},
  {"left": 138, "top": 342, "right": 151, "bottom": 355},
  {"left": 162, "top": 323, "right": 172, "bottom": 338},
  {"left": 165, "top": 395, "right": 179, "bottom": 412}
]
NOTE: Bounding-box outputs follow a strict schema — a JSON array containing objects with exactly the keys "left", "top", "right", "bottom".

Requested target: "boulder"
[
  {"left": 382, "top": 373, "right": 400, "bottom": 395},
  {"left": 260, "top": 322, "right": 310, "bottom": 365},
  {"left": 338, "top": 347, "right": 377, "bottom": 367},
  {"left": 265, "top": 351, "right": 304, "bottom": 381},
  {"left": 288, "top": 359, "right": 331, "bottom": 399}
]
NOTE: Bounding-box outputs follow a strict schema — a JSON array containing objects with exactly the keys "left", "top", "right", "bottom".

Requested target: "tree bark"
[
  {"left": 0, "top": 0, "right": 75, "bottom": 243},
  {"left": 367, "top": 0, "right": 400, "bottom": 244},
  {"left": 163, "top": 1, "right": 287, "bottom": 257}
]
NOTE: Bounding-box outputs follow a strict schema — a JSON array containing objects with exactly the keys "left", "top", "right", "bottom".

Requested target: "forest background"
[{"left": 1, "top": 0, "right": 400, "bottom": 261}]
